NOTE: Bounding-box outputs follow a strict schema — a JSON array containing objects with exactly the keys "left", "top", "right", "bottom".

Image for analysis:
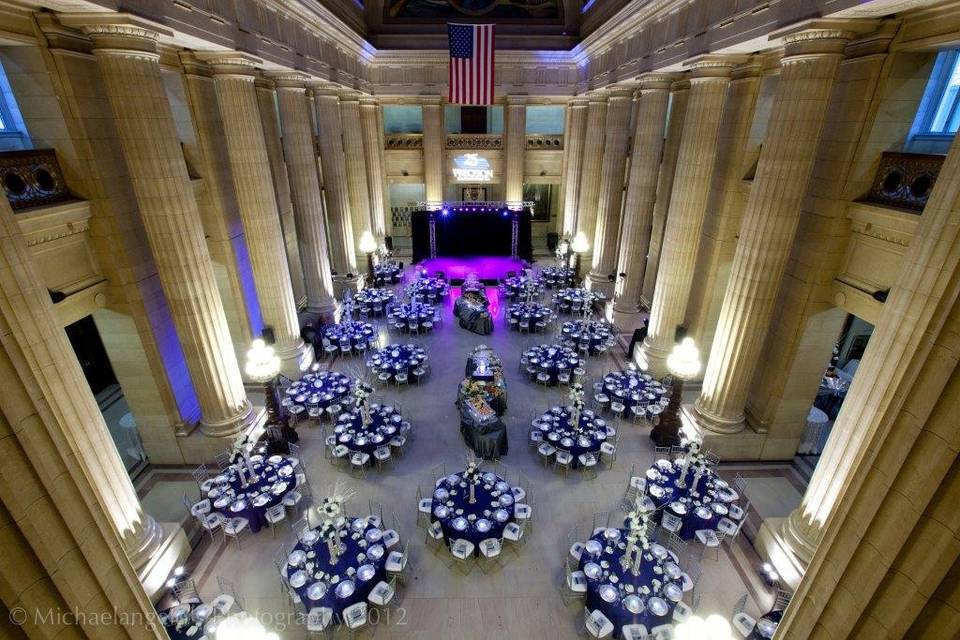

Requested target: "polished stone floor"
[{"left": 141, "top": 279, "right": 793, "bottom": 639}]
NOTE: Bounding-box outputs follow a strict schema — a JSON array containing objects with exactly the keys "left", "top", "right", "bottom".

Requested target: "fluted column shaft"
[
  {"left": 255, "top": 77, "right": 307, "bottom": 308},
  {"left": 204, "top": 56, "right": 311, "bottom": 378},
  {"left": 360, "top": 97, "right": 388, "bottom": 238},
  {"left": 639, "top": 60, "right": 737, "bottom": 375},
  {"left": 612, "top": 77, "right": 672, "bottom": 316},
  {"left": 695, "top": 32, "right": 852, "bottom": 432},
  {"left": 275, "top": 80, "right": 337, "bottom": 317},
  {"left": 313, "top": 88, "right": 358, "bottom": 278},
  {"left": 575, "top": 95, "right": 608, "bottom": 255},
  {"left": 83, "top": 24, "right": 254, "bottom": 436},
  {"left": 422, "top": 97, "right": 444, "bottom": 207},
  {"left": 561, "top": 98, "right": 588, "bottom": 236},
  {"left": 588, "top": 88, "right": 634, "bottom": 293},
  {"left": 341, "top": 92, "right": 373, "bottom": 256},
  {"left": 505, "top": 95, "right": 527, "bottom": 205},
  {"left": 641, "top": 80, "right": 689, "bottom": 306}
]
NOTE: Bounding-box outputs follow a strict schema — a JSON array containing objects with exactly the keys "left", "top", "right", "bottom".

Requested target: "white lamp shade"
[
  {"left": 245, "top": 338, "right": 281, "bottom": 382},
  {"left": 359, "top": 230, "right": 377, "bottom": 254},
  {"left": 571, "top": 231, "right": 590, "bottom": 253},
  {"left": 667, "top": 337, "right": 702, "bottom": 381}
]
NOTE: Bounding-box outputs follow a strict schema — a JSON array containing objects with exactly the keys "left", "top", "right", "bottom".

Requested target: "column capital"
[
  {"left": 270, "top": 71, "right": 311, "bottom": 90},
  {"left": 568, "top": 96, "right": 590, "bottom": 108},
  {"left": 505, "top": 94, "right": 528, "bottom": 106},
  {"left": 194, "top": 51, "right": 262, "bottom": 77},
  {"left": 637, "top": 73, "right": 677, "bottom": 92},
  {"left": 310, "top": 82, "right": 343, "bottom": 99},
  {"left": 178, "top": 51, "right": 212, "bottom": 78},
  {"left": 772, "top": 18, "right": 878, "bottom": 59},
  {"left": 585, "top": 90, "right": 608, "bottom": 104},
  {"left": 606, "top": 86, "right": 636, "bottom": 101},
  {"left": 670, "top": 77, "right": 691, "bottom": 92},
  {"left": 359, "top": 96, "right": 380, "bottom": 108},
  {"left": 339, "top": 89, "right": 362, "bottom": 103},
  {"left": 683, "top": 54, "right": 750, "bottom": 80},
  {"left": 419, "top": 95, "right": 443, "bottom": 106},
  {"left": 730, "top": 59, "right": 764, "bottom": 81},
  {"left": 58, "top": 13, "right": 170, "bottom": 56}
]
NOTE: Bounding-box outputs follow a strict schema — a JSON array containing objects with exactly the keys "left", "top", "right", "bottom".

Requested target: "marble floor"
[{"left": 140, "top": 281, "right": 801, "bottom": 639}]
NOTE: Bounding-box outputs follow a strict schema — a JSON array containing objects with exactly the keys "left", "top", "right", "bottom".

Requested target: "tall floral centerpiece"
[
  {"left": 621, "top": 497, "right": 654, "bottom": 576},
  {"left": 463, "top": 453, "right": 482, "bottom": 504},
  {"left": 568, "top": 382, "right": 586, "bottom": 430}
]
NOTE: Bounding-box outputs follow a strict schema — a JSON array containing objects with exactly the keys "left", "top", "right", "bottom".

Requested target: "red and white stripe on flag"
[{"left": 448, "top": 23, "right": 495, "bottom": 106}]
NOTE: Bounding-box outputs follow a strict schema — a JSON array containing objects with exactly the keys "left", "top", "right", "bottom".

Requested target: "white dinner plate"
[
  {"left": 307, "top": 582, "right": 327, "bottom": 600},
  {"left": 648, "top": 596, "right": 669, "bottom": 617},
  {"left": 598, "top": 584, "right": 618, "bottom": 603},
  {"left": 289, "top": 570, "right": 307, "bottom": 588},
  {"left": 583, "top": 563, "right": 602, "bottom": 580}
]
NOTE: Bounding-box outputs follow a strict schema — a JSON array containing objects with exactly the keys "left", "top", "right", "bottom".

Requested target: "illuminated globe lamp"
[
  {"left": 359, "top": 230, "right": 378, "bottom": 282},
  {"left": 216, "top": 613, "right": 279, "bottom": 640},
  {"left": 675, "top": 615, "right": 735, "bottom": 640},
  {"left": 245, "top": 338, "right": 282, "bottom": 427},
  {"left": 570, "top": 231, "right": 590, "bottom": 281},
  {"left": 651, "top": 337, "right": 702, "bottom": 447}
]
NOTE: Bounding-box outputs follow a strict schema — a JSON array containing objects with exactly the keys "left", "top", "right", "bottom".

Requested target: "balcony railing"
[
  {"left": 445, "top": 134, "right": 502, "bottom": 150},
  {"left": 384, "top": 134, "right": 424, "bottom": 150},
  {"left": 526, "top": 134, "right": 564, "bottom": 150}
]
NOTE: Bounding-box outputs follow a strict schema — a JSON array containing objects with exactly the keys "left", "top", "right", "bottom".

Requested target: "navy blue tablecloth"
[
  {"left": 285, "top": 371, "right": 353, "bottom": 414},
  {"left": 368, "top": 344, "right": 427, "bottom": 381},
  {"left": 602, "top": 372, "right": 668, "bottom": 417},
  {"left": 430, "top": 471, "right": 517, "bottom": 553},
  {"left": 373, "top": 261, "right": 402, "bottom": 285},
  {"left": 541, "top": 266, "right": 575, "bottom": 288},
  {"left": 504, "top": 276, "right": 543, "bottom": 300},
  {"left": 285, "top": 517, "right": 388, "bottom": 620},
  {"left": 324, "top": 321, "right": 375, "bottom": 348},
  {"left": 562, "top": 320, "right": 613, "bottom": 354},
  {"left": 334, "top": 404, "right": 402, "bottom": 456},
  {"left": 208, "top": 456, "right": 297, "bottom": 533},
  {"left": 508, "top": 302, "right": 550, "bottom": 330},
  {"left": 552, "top": 288, "right": 600, "bottom": 313},
  {"left": 407, "top": 277, "right": 447, "bottom": 301},
  {"left": 353, "top": 288, "right": 393, "bottom": 313},
  {"left": 579, "top": 529, "right": 681, "bottom": 637},
  {"left": 391, "top": 304, "right": 435, "bottom": 331},
  {"left": 524, "top": 344, "right": 581, "bottom": 385}
]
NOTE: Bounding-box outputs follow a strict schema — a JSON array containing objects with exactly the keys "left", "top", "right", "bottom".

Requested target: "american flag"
[{"left": 448, "top": 23, "right": 495, "bottom": 106}]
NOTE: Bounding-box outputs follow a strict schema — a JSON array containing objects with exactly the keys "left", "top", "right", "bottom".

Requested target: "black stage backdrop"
[{"left": 411, "top": 210, "right": 532, "bottom": 263}]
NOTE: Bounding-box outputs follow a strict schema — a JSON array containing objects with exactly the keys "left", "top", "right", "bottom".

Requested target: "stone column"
[
  {"left": 360, "top": 97, "right": 388, "bottom": 238},
  {"left": 202, "top": 53, "right": 312, "bottom": 378},
  {"left": 504, "top": 94, "right": 527, "bottom": 206},
  {"left": 612, "top": 75, "right": 673, "bottom": 320},
  {"left": 684, "top": 60, "right": 764, "bottom": 357},
  {"left": 692, "top": 29, "right": 854, "bottom": 434},
  {"left": 587, "top": 88, "right": 633, "bottom": 295},
  {"left": 275, "top": 77, "right": 337, "bottom": 318},
  {"left": 312, "top": 86, "right": 359, "bottom": 287},
  {"left": 0, "top": 191, "right": 171, "bottom": 628},
  {"left": 71, "top": 18, "right": 255, "bottom": 437},
  {"left": 560, "top": 98, "right": 588, "bottom": 236},
  {"left": 422, "top": 96, "right": 445, "bottom": 208},
  {"left": 340, "top": 91, "right": 373, "bottom": 257},
  {"left": 641, "top": 79, "right": 689, "bottom": 306},
  {"left": 575, "top": 93, "right": 608, "bottom": 260},
  {"left": 255, "top": 75, "right": 308, "bottom": 309},
  {"left": 638, "top": 59, "right": 740, "bottom": 375}
]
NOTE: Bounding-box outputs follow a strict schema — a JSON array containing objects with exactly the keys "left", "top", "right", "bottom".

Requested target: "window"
[
  {"left": 911, "top": 50, "right": 960, "bottom": 139},
  {"left": 383, "top": 105, "right": 423, "bottom": 134},
  {"left": 0, "top": 59, "right": 29, "bottom": 148},
  {"left": 444, "top": 105, "right": 503, "bottom": 134},
  {"left": 525, "top": 105, "right": 565, "bottom": 134}
]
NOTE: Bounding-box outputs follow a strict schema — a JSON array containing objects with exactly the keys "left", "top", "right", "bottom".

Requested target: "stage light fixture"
[{"left": 441, "top": 208, "right": 450, "bottom": 216}]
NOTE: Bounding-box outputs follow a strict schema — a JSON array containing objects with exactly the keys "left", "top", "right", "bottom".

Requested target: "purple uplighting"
[{"left": 419, "top": 256, "right": 525, "bottom": 284}]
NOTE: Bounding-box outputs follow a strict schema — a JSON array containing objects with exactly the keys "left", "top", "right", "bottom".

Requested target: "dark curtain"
[{"left": 411, "top": 210, "right": 533, "bottom": 263}]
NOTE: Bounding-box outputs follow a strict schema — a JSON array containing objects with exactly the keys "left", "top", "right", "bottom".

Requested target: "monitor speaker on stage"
[{"left": 385, "top": 235, "right": 394, "bottom": 251}]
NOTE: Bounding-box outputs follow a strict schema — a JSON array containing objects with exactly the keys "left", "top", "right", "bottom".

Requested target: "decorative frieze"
[
  {"left": 446, "top": 134, "right": 503, "bottom": 150},
  {"left": 0, "top": 149, "right": 74, "bottom": 211},
  {"left": 862, "top": 151, "right": 943, "bottom": 213},
  {"left": 525, "top": 134, "right": 564, "bottom": 150},
  {"left": 384, "top": 134, "right": 423, "bottom": 150}
]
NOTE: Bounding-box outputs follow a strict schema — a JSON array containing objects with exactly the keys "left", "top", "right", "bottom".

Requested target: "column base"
[
  {"left": 136, "top": 522, "right": 191, "bottom": 602},
  {"left": 754, "top": 512, "right": 820, "bottom": 591},
  {"left": 304, "top": 298, "right": 339, "bottom": 325},
  {"left": 585, "top": 271, "right": 616, "bottom": 298},
  {"left": 274, "top": 336, "right": 314, "bottom": 379},
  {"left": 200, "top": 400, "right": 263, "bottom": 438},
  {"left": 636, "top": 338, "right": 670, "bottom": 377},
  {"left": 123, "top": 515, "right": 167, "bottom": 573},
  {"left": 687, "top": 399, "right": 747, "bottom": 435},
  {"left": 332, "top": 274, "right": 362, "bottom": 298}
]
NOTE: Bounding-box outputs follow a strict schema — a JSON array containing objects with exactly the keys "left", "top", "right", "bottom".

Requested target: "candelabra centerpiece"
[
  {"left": 568, "top": 382, "right": 586, "bottom": 430},
  {"left": 620, "top": 496, "right": 654, "bottom": 576},
  {"left": 463, "top": 452, "right": 482, "bottom": 504}
]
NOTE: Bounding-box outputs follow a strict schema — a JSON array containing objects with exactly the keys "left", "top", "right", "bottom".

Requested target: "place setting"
[
  {"left": 502, "top": 272, "right": 544, "bottom": 300},
  {"left": 388, "top": 298, "right": 437, "bottom": 334},
  {"left": 320, "top": 312, "right": 377, "bottom": 357},
  {"left": 405, "top": 274, "right": 449, "bottom": 302},
  {"left": 596, "top": 368, "right": 670, "bottom": 421},
  {"left": 521, "top": 343, "right": 584, "bottom": 386},
  {"left": 561, "top": 313, "right": 616, "bottom": 356},
  {"left": 552, "top": 287, "right": 604, "bottom": 315},
  {"left": 541, "top": 264, "right": 576, "bottom": 288},
  {"left": 327, "top": 383, "right": 411, "bottom": 475},
  {"left": 282, "top": 369, "right": 354, "bottom": 422},
  {"left": 352, "top": 287, "right": 394, "bottom": 317},
  {"left": 506, "top": 301, "right": 553, "bottom": 333}
]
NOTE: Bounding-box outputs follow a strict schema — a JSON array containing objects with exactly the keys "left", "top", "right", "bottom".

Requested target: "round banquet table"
[
  {"left": 601, "top": 371, "right": 669, "bottom": 420},
  {"left": 373, "top": 261, "right": 403, "bottom": 286},
  {"left": 204, "top": 454, "right": 298, "bottom": 533},
  {"left": 507, "top": 302, "right": 551, "bottom": 331},
  {"left": 323, "top": 321, "right": 375, "bottom": 350},
  {"left": 541, "top": 265, "right": 575, "bottom": 288},
  {"left": 562, "top": 320, "right": 614, "bottom": 354},
  {"left": 748, "top": 609, "right": 783, "bottom": 640},
  {"left": 407, "top": 277, "right": 448, "bottom": 301},
  {"left": 367, "top": 344, "right": 428, "bottom": 382},
  {"left": 283, "top": 371, "right": 353, "bottom": 419},
  {"left": 334, "top": 403, "right": 404, "bottom": 456},
  {"left": 536, "top": 405, "right": 611, "bottom": 468},
  {"left": 430, "top": 471, "right": 522, "bottom": 554},
  {"left": 353, "top": 288, "right": 393, "bottom": 315},
  {"left": 553, "top": 288, "right": 602, "bottom": 314},
  {"left": 503, "top": 275, "right": 544, "bottom": 300},
  {"left": 390, "top": 303, "right": 436, "bottom": 333},
  {"left": 523, "top": 344, "right": 582, "bottom": 385},
  {"left": 285, "top": 517, "right": 390, "bottom": 621},
  {"left": 644, "top": 457, "right": 740, "bottom": 540},
  {"left": 579, "top": 529, "right": 683, "bottom": 636}
]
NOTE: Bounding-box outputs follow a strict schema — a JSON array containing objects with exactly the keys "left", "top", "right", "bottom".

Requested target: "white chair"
[
  {"left": 222, "top": 517, "right": 249, "bottom": 549},
  {"left": 717, "top": 517, "right": 739, "bottom": 536},
  {"left": 511, "top": 486, "right": 526, "bottom": 502},
  {"left": 194, "top": 512, "right": 222, "bottom": 542},
  {"left": 386, "top": 549, "right": 408, "bottom": 574},
  {"left": 661, "top": 512, "right": 683, "bottom": 533},
  {"left": 282, "top": 489, "right": 303, "bottom": 515},
  {"left": 554, "top": 449, "right": 573, "bottom": 473},
  {"left": 578, "top": 453, "right": 599, "bottom": 480},
  {"left": 732, "top": 612, "right": 758, "bottom": 638},
  {"left": 451, "top": 538, "right": 475, "bottom": 574},
  {"left": 567, "top": 570, "right": 587, "bottom": 594},
  {"left": 350, "top": 452, "right": 370, "bottom": 478},
  {"left": 368, "top": 580, "right": 395, "bottom": 606},
  {"left": 673, "top": 600, "right": 692, "bottom": 623},
  {"left": 478, "top": 538, "right": 502, "bottom": 573},
  {"left": 306, "top": 607, "right": 333, "bottom": 634},
  {"left": 265, "top": 504, "right": 287, "bottom": 537},
  {"left": 650, "top": 624, "right": 674, "bottom": 639},
  {"left": 425, "top": 521, "right": 445, "bottom": 550},
  {"left": 599, "top": 441, "right": 616, "bottom": 468},
  {"left": 621, "top": 624, "right": 649, "bottom": 640},
  {"left": 417, "top": 498, "right": 433, "bottom": 527},
  {"left": 373, "top": 445, "right": 392, "bottom": 470},
  {"left": 342, "top": 602, "right": 368, "bottom": 634},
  {"left": 514, "top": 503, "right": 532, "bottom": 520},
  {"left": 584, "top": 608, "right": 614, "bottom": 639},
  {"left": 190, "top": 498, "right": 211, "bottom": 517},
  {"left": 569, "top": 541, "right": 584, "bottom": 565},
  {"left": 382, "top": 529, "right": 400, "bottom": 549},
  {"left": 728, "top": 500, "right": 747, "bottom": 520},
  {"left": 537, "top": 442, "right": 557, "bottom": 466}
]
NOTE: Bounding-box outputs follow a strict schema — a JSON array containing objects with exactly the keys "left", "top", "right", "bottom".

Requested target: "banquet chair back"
[
  {"left": 171, "top": 578, "right": 200, "bottom": 605},
  {"left": 217, "top": 576, "right": 244, "bottom": 611},
  {"left": 273, "top": 544, "right": 288, "bottom": 573},
  {"left": 191, "top": 464, "right": 209, "bottom": 488},
  {"left": 653, "top": 446, "right": 672, "bottom": 458},
  {"left": 665, "top": 530, "right": 687, "bottom": 558},
  {"left": 731, "top": 593, "right": 748, "bottom": 617},
  {"left": 214, "top": 450, "right": 232, "bottom": 471},
  {"left": 431, "top": 463, "right": 446, "bottom": 485},
  {"left": 733, "top": 473, "right": 749, "bottom": 495},
  {"left": 774, "top": 588, "right": 793, "bottom": 611},
  {"left": 368, "top": 500, "right": 384, "bottom": 527},
  {"left": 592, "top": 511, "right": 611, "bottom": 535}
]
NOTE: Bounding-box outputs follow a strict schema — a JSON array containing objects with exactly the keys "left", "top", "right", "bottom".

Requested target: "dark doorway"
[
  {"left": 461, "top": 106, "right": 488, "bottom": 133},
  {"left": 65, "top": 315, "right": 117, "bottom": 395}
]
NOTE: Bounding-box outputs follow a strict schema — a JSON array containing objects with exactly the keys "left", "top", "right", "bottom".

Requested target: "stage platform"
[{"left": 418, "top": 256, "right": 526, "bottom": 284}]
